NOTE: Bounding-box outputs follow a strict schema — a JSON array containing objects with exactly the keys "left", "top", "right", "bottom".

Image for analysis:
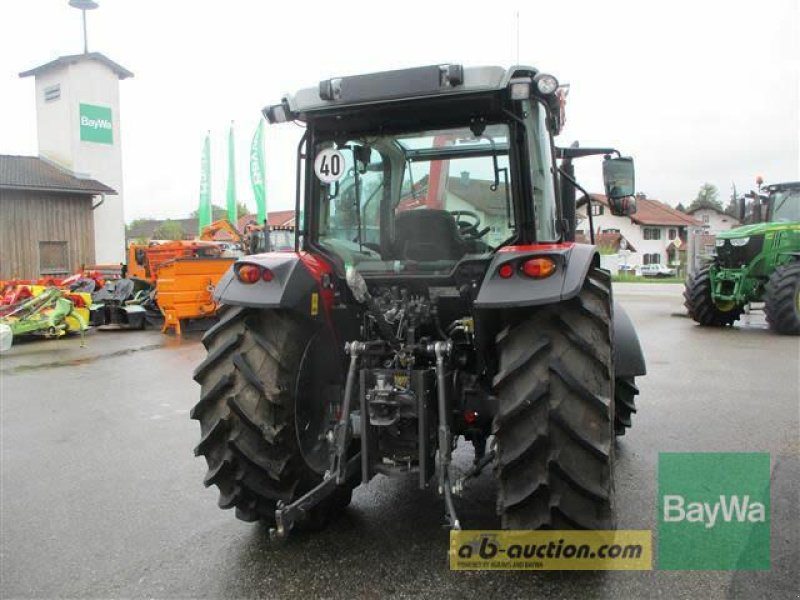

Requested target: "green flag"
[
  {"left": 226, "top": 122, "right": 237, "bottom": 224},
  {"left": 197, "top": 132, "right": 212, "bottom": 234},
  {"left": 250, "top": 119, "right": 267, "bottom": 225}
]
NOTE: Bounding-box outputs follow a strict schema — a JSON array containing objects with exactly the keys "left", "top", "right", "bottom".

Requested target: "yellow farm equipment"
[{"left": 155, "top": 256, "right": 234, "bottom": 335}]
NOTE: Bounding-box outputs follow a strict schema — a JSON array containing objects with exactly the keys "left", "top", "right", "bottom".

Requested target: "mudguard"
[
  {"left": 474, "top": 242, "right": 646, "bottom": 378},
  {"left": 613, "top": 301, "right": 647, "bottom": 378},
  {"left": 475, "top": 242, "right": 597, "bottom": 308},
  {"left": 213, "top": 253, "right": 329, "bottom": 321}
]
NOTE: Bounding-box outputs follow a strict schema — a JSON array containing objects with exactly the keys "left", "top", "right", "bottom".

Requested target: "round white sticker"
[{"left": 314, "top": 148, "right": 346, "bottom": 183}]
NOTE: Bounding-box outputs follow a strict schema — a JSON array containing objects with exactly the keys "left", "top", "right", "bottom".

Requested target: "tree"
[
  {"left": 688, "top": 183, "right": 723, "bottom": 212},
  {"left": 675, "top": 202, "right": 687, "bottom": 213},
  {"left": 191, "top": 202, "right": 250, "bottom": 221},
  {"left": 724, "top": 196, "right": 740, "bottom": 219},
  {"left": 152, "top": 220, "right": 185, "bottom": 240}
]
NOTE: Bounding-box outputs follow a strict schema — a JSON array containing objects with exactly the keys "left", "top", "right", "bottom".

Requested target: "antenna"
[
  {"left": 68, "top": 0, "right": 99, "bottom": 54},
  {"left": 515, "top": 11, "right": 520, "bottom": 64}
]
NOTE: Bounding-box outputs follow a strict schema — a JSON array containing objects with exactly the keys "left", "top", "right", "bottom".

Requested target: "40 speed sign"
[{"left": 314, "top": 148, "right": 345, "bottom": 183}]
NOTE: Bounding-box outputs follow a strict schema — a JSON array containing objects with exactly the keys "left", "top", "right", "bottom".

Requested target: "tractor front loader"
[{"left": 191, "top": 64, "right": 647, "bottom": 535}]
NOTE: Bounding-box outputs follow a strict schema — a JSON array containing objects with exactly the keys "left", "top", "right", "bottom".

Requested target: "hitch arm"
[
  {"left": 330, "top": 341, "right": 365, "bottom": 485},
  {"left": 431, "top": 341, "right": 461, "bottom": 530},
  {"left": 273, "top": 454, "right": 361, "bottom": 539}
]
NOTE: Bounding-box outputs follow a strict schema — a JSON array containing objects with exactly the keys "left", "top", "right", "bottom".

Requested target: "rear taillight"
[
  {"left": 236, "top": 264, "right": 262, "bottom": 284},
  {"left": 521, "top": 257, "right": 556, "bottom": 279},
  {"left": 498, "top": 263, "right": 514, "bottom": 279},
  {"left": 261, "top": 268, "right": 274, "bottom": 282}
]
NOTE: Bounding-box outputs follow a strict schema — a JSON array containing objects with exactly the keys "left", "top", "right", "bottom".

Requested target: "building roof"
[
  {"left": 595, "top": 231, "right": 637, "bottom": 253},
  {"left": 685, "top": 204, "right": 739, "bottom": 221},
  {"left": 237, "top": 210, "right": 296, "bottom": 229},
  {"left": 591, "top": 194, "right": 701, "bottom": 226},
  {"left": 19, "top": 52, "right": 134, "bottom": 80},
  {"left": 0, "top": 155, "right": 116, "bottom": 195}
]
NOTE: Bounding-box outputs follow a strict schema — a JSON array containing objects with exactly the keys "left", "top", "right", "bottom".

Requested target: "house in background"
[
  {"left": 237, "top": 210, "right": 296, "bottom": 231},
  {"left": 0, "top": 154, "right": 116, "bottom": 279},
  {"left": 577, "top": 193, "right": 701, "bottom": 270},
  {"left": 686, "top": 205, "right": 740, "bottom": 234}
]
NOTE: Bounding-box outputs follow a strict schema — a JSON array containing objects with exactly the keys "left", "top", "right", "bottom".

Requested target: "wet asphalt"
[{"left": 0, "top": 284, "right": 798, "bottom": 599}]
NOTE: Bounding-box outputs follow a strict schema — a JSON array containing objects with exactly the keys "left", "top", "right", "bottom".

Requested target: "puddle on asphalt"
[{"left": 2, "top": 343, "right": 166, "bottom": 375}]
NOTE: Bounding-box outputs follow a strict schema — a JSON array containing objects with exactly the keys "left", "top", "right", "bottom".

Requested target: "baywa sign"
[
  {"left": 658, "top": 452, "right": 770, "bottom": 570},
  {"left": 80, "top": 103, "right": 113, "bottom": 145}
]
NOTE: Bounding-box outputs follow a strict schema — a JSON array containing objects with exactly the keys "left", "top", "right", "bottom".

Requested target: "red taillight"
[
  {"left": 464, "top": 410, "right": 478, "bottom": 425},
  {"left": 261, "top": 268, "right": 274, "bottom": 282},
  {"left": 522, "top": 257, "right": 556, "bottom": 279},
  {"left": 498, "top": 263, "right": 514, "bottom": 279},
  {"left": 237, "top": 264, "right": 261, "bottom": 284}
]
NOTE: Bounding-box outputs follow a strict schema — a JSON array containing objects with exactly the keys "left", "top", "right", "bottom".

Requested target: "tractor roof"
[
  {"left": 767, "top": 181, "right": 800, "bottom": 192},
  {"left": 264, "top": 64, "right": 543, "bottom": 125}
]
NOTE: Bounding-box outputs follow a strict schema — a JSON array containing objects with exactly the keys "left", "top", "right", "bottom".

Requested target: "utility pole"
[{"left": 68, "top": 0, "right": 99, "bottom": 54}]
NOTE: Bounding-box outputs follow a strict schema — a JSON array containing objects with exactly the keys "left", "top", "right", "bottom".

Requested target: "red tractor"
[{"left": 192, "top": 64, "right": 646, "bottom": 536}]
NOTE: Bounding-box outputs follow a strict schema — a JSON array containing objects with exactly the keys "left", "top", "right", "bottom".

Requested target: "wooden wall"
[{"left": 0, "top": 190, "right": 95, "bottom": 280}]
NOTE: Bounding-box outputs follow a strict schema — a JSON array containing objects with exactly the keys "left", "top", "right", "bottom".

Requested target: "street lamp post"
[{"left": 68, "top": 0, "right": 99, "bottom": 54}]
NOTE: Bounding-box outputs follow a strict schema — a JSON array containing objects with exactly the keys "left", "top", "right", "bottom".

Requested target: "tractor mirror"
[{"left": 603, "top": 157, "right": 637, "bottom": 216}]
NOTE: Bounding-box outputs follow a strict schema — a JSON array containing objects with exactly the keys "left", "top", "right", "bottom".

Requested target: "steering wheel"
[{"left": 449, "top": 210, "right": 489, "bottom": 240}]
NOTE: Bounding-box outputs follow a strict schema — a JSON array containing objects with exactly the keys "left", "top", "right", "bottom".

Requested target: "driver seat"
[{"left": 392, "top": 209, "right": 466, "bottom": 261}]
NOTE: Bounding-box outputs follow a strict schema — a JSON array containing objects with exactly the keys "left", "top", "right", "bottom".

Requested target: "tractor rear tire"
[
  {"left": 764, "top": 262, "right": 800, "bottom": 335},
  {"left": 493, "top": 267, "right": 615, "bottom": 529},
  {"left": 684, "top": 265, "right": 742, "bottom": 327},
  {"left": 191, "top": 307, "right": 353, "bottom": 527}
]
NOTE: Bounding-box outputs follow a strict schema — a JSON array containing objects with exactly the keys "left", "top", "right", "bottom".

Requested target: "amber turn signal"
[
  {"left": 521, "top": 257, "right": 556, "bottom": 279},
  {"left": 236, "top": 264, "right": 261, "bottom": 284}
]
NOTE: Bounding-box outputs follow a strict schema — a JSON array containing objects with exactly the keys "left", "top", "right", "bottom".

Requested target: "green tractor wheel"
[
  {"left": 684, "top": 266, "right": 743, "bottom": 327},
  {"left": 764, "top": 262, "right": 800, "bottom": 335}
]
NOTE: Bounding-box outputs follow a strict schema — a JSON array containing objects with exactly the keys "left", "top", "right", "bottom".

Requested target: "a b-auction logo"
[{"left": 658, "top": 453, "right": 770, "bottom": 570}]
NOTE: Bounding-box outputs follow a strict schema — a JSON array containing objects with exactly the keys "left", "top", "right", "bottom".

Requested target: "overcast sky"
[{"left": 1, "top": 0, "right": 797, "bottom": 222}]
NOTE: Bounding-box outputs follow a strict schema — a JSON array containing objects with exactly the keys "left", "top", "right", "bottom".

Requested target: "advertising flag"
[
  {"left": 226, "top": 122, "right": 237, "bottom": 224},
  {"left": 198, "top": 132, "right": 212, "bottom": 233},
  {"left": 250, "top": 119, "right": 267, "bottom": 225}
]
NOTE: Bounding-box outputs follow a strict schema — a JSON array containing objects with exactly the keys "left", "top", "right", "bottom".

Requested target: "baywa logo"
[
  {"left": 79, "top": 103, "right": 113, "bottom": 145},
  {"left": 663, "top": 494, "right": 766, "bottom": 529},
  {"left": 80, "top": 115, "right": 112, "bottom": 130},
  {"left": 658, "top": 452, "right": 771, "bottom": 570}
]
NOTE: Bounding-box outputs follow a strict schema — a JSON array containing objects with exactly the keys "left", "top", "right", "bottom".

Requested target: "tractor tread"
[
  {"left": 764, "top": 262, "right": 800, "bottom": 335},
  {"left": 493, "top": 266, "right": 615, "bottom": 530},
  {"left": 614, "top": 377, "right": 639, "bottom": 436},
  {"left": 191, "top": 307, "right": 354, "bottom": 526},
  {"left": 684, "top": 266, "right": 742, "bottom": 327},
  {"left": 190, "top": 372, "right": 233, "bottom": 420},
  {"left": 202, "top": 305, "right": 247, "bottom": 348},
  {"left": 193, "top": 332, "right": 243, "bottom": 381}
]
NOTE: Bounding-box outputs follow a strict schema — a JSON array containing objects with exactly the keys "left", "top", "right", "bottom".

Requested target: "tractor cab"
[
  {"left": 765, "top": 182, "right": 800, "bottom": 223},
  {"left": 264, "top": 64, "right": 636, "bottom": 279}
]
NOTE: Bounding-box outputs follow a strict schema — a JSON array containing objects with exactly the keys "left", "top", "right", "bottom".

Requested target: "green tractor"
[{"left": 684, "top": 181, "right": 800, "bottom": 334}]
